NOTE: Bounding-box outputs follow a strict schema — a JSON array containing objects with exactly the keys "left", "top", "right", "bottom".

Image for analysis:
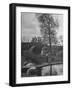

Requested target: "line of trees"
[{"left": 31, "top": 36, "right": 42, "bottom": 43}]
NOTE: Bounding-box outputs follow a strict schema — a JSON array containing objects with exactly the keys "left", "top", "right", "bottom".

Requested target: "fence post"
[
  {"left": 36, "top": 67, "right": 42, "bottom": 76},
  {"left": 50, "top": 65, "right": 52, "bottom": 75}
]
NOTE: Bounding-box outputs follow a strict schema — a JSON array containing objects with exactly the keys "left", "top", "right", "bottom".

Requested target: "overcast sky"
[{"left": 21, "top": 12, "right": 63, "bottom": 42}]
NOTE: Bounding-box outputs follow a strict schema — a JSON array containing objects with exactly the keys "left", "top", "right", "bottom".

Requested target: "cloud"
[{"left": 21, "top": 12, "right": 41, "bottom": 42}]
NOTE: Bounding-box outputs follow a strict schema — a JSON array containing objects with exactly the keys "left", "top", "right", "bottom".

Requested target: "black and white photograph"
[
  {"left": 21, "top": 12, "right": 63, "bottom": 77},
  {"left": 9, "top": 3, "right": 70, "bottom": 86}
]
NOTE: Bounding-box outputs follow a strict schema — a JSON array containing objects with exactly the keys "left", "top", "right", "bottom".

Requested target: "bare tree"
[
  {"left": 37, "top": 14, "right": 59, "bottom": 58},
  {"left": 31, "top": 37, "right": 38, "bottom": 43}
]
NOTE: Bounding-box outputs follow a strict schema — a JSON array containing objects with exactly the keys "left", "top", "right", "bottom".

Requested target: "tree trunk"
[{"left": 48, "top": 27, "right": 52, "bottom": 62}]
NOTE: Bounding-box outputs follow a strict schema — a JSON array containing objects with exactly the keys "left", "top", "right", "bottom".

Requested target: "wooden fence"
[
  {"left": 36, "top": 61, "right": 63, "bottom": 76},
  {"left": 22, "top": 61, "right": 63, "bottom": 76}
]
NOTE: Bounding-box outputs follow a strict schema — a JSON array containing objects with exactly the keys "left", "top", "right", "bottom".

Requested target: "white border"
[{"left": 16, "top": 6, "right": 68, "bottom": 84}]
